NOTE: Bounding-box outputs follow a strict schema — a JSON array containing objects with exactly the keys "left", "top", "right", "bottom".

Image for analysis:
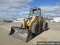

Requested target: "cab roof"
[{"left": 30, "top": 7, "right": 41, "bottom": 11}]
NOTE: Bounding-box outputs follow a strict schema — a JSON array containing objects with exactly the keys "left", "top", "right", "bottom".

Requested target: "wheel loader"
[{"left": 9, "top": 7, "right": 48, "bottom": 42}]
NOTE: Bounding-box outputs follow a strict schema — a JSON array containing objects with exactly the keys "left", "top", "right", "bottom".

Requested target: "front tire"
[{"left": 31, "top": 22, "right": 41, "bottom": 35}]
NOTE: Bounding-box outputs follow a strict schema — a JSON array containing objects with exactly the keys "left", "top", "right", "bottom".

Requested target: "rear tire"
[
  {"left": 31, "top": 22, "right": 41, "bottom": 35},
  {"left": 43, "top": 22, "right": 48, "bottom": 31}
]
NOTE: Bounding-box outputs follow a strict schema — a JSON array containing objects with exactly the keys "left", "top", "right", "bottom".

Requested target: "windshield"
[{"left": 29, "top": 9, "right": 40, "bottom": 16}]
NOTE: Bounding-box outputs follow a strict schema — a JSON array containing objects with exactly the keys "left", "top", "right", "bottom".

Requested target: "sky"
[{"left": 0, "top": 0, "right": 60, "bottom": 20}]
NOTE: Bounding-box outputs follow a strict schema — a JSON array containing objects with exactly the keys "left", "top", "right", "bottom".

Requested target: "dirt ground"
[{"left": 0, "top": 22, "right": 60, "bottom": 45}]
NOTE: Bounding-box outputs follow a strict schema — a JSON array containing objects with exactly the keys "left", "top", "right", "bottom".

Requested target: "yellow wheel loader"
[{"left": 9, "top": 7, "right": 48, "bottom": 42}]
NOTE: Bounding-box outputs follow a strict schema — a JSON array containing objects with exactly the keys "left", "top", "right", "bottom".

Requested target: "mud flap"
[{"left": 9, "top": 27, "right": 32, "bottom": 42}]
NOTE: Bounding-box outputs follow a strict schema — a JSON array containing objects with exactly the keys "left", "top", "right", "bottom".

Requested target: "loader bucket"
[{"left": 9, "top": 27, "right": 32, "bottom": 42}]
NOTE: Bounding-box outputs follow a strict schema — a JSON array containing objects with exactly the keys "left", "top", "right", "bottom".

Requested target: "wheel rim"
[
  {"left": 35, "top": 24, "right": 40, "bottom": 34},
  {"left": 36, "top": 26, "right": 39, "bottom": 32}
]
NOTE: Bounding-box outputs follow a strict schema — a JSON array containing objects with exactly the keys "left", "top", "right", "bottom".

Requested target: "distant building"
[
  {"left": 13, "top": 18, "right": 24, "bottom": 22},
  {"left": 13, "top": 17, "right": 60, "bottom": 22},
  {"left": 51, "top": 17, "right": 60, "bottom": 22},
  {"left": 17, "top": 18, "right": 24, "bottom": 21}
]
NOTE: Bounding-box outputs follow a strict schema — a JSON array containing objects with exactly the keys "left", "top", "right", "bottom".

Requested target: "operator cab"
[
  {"left": 28, "top": 7, "right": 41, "bottom": 22},
  {"left": 29, "top": 7, "right": 41, "bottom": 16}
]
